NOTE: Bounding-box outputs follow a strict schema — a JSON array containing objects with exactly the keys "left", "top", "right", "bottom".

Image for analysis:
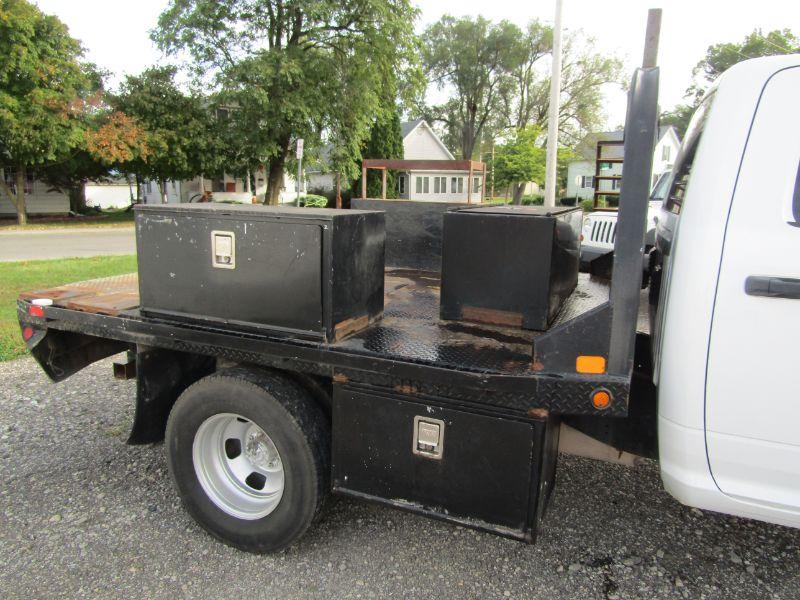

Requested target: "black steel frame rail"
[{"left": 19, "top": 302, "right": 630, "bottom": 417}]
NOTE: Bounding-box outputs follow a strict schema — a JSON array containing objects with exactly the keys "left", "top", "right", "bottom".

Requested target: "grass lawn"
[
  {"left": 0, "top": 207, "right": 134, "bottom": 231},
  {"left": 0, "top": 255, "right": 137, "bottom": 361}
]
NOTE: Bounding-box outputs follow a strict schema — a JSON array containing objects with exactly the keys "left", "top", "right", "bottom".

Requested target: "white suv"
[{"left": 580, "top": 171, "right": 671, "bottom": 270}]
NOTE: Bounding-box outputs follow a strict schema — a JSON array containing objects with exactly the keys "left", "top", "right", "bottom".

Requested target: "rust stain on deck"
[
  {"left": 19, "top": 273, "right": 139, "bottom": 317},
  {"left": 460, "top": 306, "right": 524, "bottom": 328}
]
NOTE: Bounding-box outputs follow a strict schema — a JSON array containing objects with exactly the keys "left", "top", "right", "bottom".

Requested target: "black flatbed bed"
[{"left": 18, "top": 268, "right": 635, "bottom": 417}]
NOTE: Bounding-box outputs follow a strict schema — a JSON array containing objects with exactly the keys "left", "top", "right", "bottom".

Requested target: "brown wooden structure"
[{"left": 593, "top": 140, "right": 624, "bottom": 209}]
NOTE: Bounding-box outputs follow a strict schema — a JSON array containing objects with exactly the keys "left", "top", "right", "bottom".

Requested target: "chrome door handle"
[{"left": 745, "top": 276, "right": 800, "bottom": 299}]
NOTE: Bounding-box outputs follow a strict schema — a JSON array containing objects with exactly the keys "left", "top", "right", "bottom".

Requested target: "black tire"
[{"left": 165, "top": 367, "right": 330, "bottom": 553}]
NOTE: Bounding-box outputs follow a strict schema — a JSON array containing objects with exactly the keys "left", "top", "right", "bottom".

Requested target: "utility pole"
[
  {"left": 491, "top": 141, "right": 495, "bottom": 201},
  {"left": 295, "top": 138, "right": 304, "bottom": 207},
  {"left": 543, "top": 0, "right": 564, "bottom": 208}
]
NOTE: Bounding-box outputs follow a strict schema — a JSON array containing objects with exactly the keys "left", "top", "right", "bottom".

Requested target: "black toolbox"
[
  {"left": 331, "top": 382, "right": 559, "bottom": 541},
  {"left": 135, "top": 203, "right": 385, "bottom": 342},
  {"left": 440, "top": 205, "right": 581, "bottom": 330}
]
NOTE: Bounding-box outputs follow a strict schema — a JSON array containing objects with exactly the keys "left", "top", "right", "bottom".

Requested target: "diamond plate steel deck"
[{"left": 333, "top": 270, "right": 610, "bottom": 375}]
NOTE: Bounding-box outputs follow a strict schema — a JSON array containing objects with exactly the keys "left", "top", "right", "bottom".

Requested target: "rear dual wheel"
[{"left": 165, "top": 367, "right": 330, "bottom": 553}]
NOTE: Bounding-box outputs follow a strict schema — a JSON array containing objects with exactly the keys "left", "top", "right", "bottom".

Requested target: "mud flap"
[
  {"left": 26, "top": 327, "right": 128, "bottom": 383},
  {"left": 127, "top": 345, "right": 216, "bottom": 445}
]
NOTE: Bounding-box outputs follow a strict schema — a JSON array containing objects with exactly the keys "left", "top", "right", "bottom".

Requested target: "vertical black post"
[{"left": 606, "top": 11, "right": 661, "bottom": 376}]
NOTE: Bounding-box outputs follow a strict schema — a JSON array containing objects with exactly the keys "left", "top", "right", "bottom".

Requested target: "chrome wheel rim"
[{"left": 192, "top": 413, "right": 285, "bottom": 520}]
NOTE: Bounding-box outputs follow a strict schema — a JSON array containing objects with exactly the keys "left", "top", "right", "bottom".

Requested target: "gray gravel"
[{"left": 1, "top": 356, "right": 798, "bottom": 599}]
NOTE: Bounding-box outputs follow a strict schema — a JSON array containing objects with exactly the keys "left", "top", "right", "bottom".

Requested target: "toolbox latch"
[
  {"left": 211, "top": 231, "right": 236, "bottom": 269},
  {"left": 413, "top": 416, "right": 445, "bottom": 460}
]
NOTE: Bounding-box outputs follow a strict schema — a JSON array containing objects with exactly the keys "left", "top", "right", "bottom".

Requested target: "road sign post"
[{"left": 296, "top": 138, "right": 304, "bottom": 207}]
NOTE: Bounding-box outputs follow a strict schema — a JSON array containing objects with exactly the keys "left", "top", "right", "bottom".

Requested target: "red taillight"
[
  {"left": 22, "top": 326, "right": 34, "bottom": 341},
  {"left": 29, "top": 305, "right": 44, "bottom": 318}
]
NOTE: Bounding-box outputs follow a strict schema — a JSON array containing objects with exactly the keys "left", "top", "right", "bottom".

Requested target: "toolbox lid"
[
  {"left": 134, "top": 202, "right": 381, "bottom": 218},
  {"left": 449, "top": 205, "right": 580, "bottom": 217}
]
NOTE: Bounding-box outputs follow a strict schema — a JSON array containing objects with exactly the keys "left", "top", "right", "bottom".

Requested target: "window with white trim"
[
  {"left": 581, "top": 175, "right": 595, "bottom": 189},
  {"left": 473, "top": 177, "right": 480, "bottom": 193},
  {"left": 661, "top": 145, "right": 671, "bottom": 161}
]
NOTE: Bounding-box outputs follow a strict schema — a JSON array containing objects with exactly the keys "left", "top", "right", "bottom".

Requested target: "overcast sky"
[{"left": 36, "top": 0, "right": 799, "bottom": 129}]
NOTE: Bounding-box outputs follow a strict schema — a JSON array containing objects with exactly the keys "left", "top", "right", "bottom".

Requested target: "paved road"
[
  {"left": 0, "top": 356, "right": 798, "bottom": 600},
  {"left": 0, "top": 227, "right": 135, "bottom": 262}
]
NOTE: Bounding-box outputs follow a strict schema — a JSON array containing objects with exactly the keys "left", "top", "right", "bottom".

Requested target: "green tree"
[
  {"left": 662, "top": 28, "right": 799, "bottom": 137},
  {"left": 691, "top": 28, "right": 799, "bottom": 97},
  {"left": 659, "top": 104, "right": 694, "bottom": 138},
  {"left": 489, "top": 127, "right": 546, "bottom": 204},
  {"left": 154, "top": 0, "right": 419, "bottom": 205},
  {"left": 0, "top": 0, "right": 91, "bottom": 224},
  {"left": 420, "top": 17, "right": 622, "bottom": 159},
  {"left": 352, "top": 108, "right": 404, "bottom": 199},
  {"left": 39, "top": 93, "right": 153, "bottom": 212},
  {"left": 112, "top": 67, "right": 217, "bottom": 202},
  {"left": 420, "top": 16, "right": 520, "bottom": 160}
]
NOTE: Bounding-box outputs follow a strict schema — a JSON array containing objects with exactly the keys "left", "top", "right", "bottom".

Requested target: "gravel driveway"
[{"left": 0, "top": 356, "right": 798, "bottom": 599}]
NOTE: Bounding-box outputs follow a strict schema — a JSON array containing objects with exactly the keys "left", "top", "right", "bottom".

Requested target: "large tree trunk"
[
  {"left": 160, "top": 179, "right": 168, "bottom": 204},
  {"left": 511, "top": 183, "right": 525, "bottom": 205},
  {"left": 461, "top": 124, "right": 475, "bottom": 160},
  {"left": 265, "top": 155, "right": 286, "bottom": 205},
  {"left": 15, "top": 168, "right": 27, "bottom": 225},
  {"left": 68, "top": 184, "right": 87, "bottom": 213},
  {"left": 131, "top": 173, "right": 142, "bottom": 204},
  {"left": 0, "top": 170, "right": 21, "bottom": 223}
]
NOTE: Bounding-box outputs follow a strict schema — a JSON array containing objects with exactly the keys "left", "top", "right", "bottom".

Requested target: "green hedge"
[{"left": 298, "top": 194, "right": 329, "bottom": 208}]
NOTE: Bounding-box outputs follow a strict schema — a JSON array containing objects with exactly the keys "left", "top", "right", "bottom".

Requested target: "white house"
[
  {"left": 394, "top": 119, "right": 485, "bottom": 202},
  {"left": 140, "top": 168, "right": 304, "bottom": 205},
  {"left": 0, "top": 168, "right": 69, "bottom": 217},
  {"left": 309, "top": 119, "right": 485, "bottom": 202},
  {"left": 85, "top": 177, "right": 137, "bottom": 209},
  {"left": 566, "top": 126, "right": 681, "bottom": 200}
]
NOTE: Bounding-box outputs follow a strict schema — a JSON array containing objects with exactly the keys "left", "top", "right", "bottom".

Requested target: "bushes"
[
  {"left": 298, "top": 194, "right": 329, "bottom": 208},
  {"left": 520, "top": 194, "right": 544, "bottom": 205},
  {"left": 306, "top": 186, "right": 353, "bottom": 208}
]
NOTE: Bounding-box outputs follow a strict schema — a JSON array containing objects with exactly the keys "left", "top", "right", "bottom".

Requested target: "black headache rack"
[{"left": 17, "top": 65, "right": 659, "bottom": 544}]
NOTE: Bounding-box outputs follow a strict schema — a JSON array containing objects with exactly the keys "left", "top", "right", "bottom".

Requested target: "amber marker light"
[
  {"left": 576, "top": 355, "right": 606, "bottom": 374},
  {"left": 591, "top": 389, "right": 612, "bottom": 410}
]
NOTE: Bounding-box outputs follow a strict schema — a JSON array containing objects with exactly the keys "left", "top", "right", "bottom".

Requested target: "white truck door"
[{"left": 706, "top": 66, "right": 800, "bottom": 509}]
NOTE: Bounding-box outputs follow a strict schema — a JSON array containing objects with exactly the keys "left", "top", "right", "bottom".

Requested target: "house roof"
[
  {"left": 400, "top": 118, "right": 425, "bottom": 138},
  {"left": 401, "top": 118, "right": 455, "bottom": 160},
  {"left": 307, "top": 118, "right": 454, "bottom": 173},
  {"left": 571, "top": 125, "right": 681, "bottom": 161}
]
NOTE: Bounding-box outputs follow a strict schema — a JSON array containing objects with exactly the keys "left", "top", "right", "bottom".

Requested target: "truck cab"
[{"left": 651, "top": 55, "right": 800, "bottom": 528}]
